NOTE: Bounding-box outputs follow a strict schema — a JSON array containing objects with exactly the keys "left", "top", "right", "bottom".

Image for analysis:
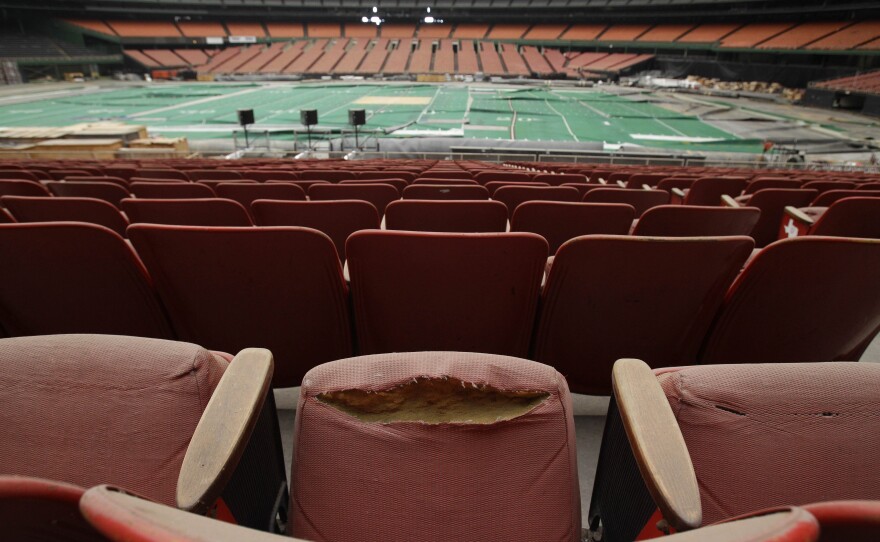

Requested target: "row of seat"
[
  {"left": 1, "top": 222, "right": 878, "bottom": 392},
  {"left": 2, "top": 335, "right": 879, "bottom": 541}
]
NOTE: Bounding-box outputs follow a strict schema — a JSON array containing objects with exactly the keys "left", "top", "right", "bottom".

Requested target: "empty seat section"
[
  {"left": 720, "top": 23, "right": 795, "bottom": 48},
  {"left": 108, "top": 21, "right": 181, "bottom": 38},
  {"left": 520, "top": 46, "right": 554, "bottom": 76},
  {"left": 341, "top": 178, "right": 409, "bottom": 192},
  {"left": 298, "top": 169, "right": 354, "bottom": 182},
  {"left": 385, "top": 200, "right": 508, "bottom": 233},
  {"left": 636, "top": 24, "right": 695, "bottom": 42},
  {"left": 234, "top": 42, "right": 287, "bottom": 73},
  {"left": 0, "top": 223, "right": 173, "bottom": 337},
  {"left": 177, "top": 21, "right": 226, "bottom": 38},
  {"left": 261, "top": 42, "right": 306, "bottom": 73},
  {"left": 141, "top": 50, "right": 186, "bottom": 67},
  {"left": 478, "top": 42, "right": 505, "bottom": 75},
  {"left": 136, "top": 169, "right": 188, "bottom": 181},
  {"left": 185, "top": 170, "right": 242, "bottom": 181},
  {"left": 128, "top": 225, "right": 352, "bottom": 387},
  {"left": 632, "top": 206, "right": 760, "bottom": 237},
  {"left": 308, "top": 183, "right": 399, "bottom": 217},
  {"left": 2, "top": 196, "right": 129, "bottom": 237},
  {"left": 251, "top": 199, "right": 379, "bottom": 260},
  {"left": 808, "top": 197, "right": 880, "bottom": 238},
  {"left": 309, "top": 38, "right": 349, "bottom": 73},
  {"left": 402, "top": 184, "right": 489, "bottom": 200},
  {"left": 378, "top": 24, "right": 414, "bottom": 38},
  {"left": 511, "top": 202, "right": 636, "bottom": 253},
  {"left": 47, "top": 182, "right": 131, "bottom": 207},
  {"left": 333, "top": 39, "right": 370, "bottom": 73},
  {"left": 524, "top": 24, "right": 567, "bottom": 40},
  {"left": 265, "top": 23, "right": 304, "bottom": 38},
  {"left": 807, "top": 21, "right": 880, "bottom": 50},
  {"left": 0, "top": 179, "right": 50, "bottom": 197},
  {"left": 357, "top": 39, "right": 390, "bottom": 73},
  {"left": 677, "top": 23, "right": 741, "bottom": 43},
  {"left": 493, "top": 186, "right": 580, "bottom": 217},
  {"left": 758, "top": 22, "right": 848, "bottom": 49},
  {"left": 598, "top": 24, "right": 651, "bottom": 41},
  {"left": 225, "top": 22, "right": 267, "bottom": 36},
  {"left": 431, "top": 39, "right": 454, "bottom": 74},
  {"left": 284, "top": 40, "right": 329, "bottom": 73},
  {"left": 813, "top": 189, "right": 880, "bottom": 206},
  {"left": 498, "top": 44, "right": 530, "bottom": 76},
  {"left": 347, "top": 231, "right": 548, "bottom": 356},
  {"left": 121, "top": 198, "right": 253, "bottom": 226},
  {"left": 215, "top": 182, "right": 306, "bottom": 208},
  {"left": 130, "top": 182, "right": 215, "bottom": 199},
  {"left": 560, "top": 24, "right": 607, "bottom": 41},
  {"left": 533, "top": 235, "right": 753, "bottom": 395},
  {"left": 456, "top": 40, "right": 479, "bottom": 73},
  {"left": 173, "top": 49, "right": 209, "bottom": 66},
  {"left": 381, "top": 40, "right": 410, "bottom": 74},
  {"left": 408, "top": 40, "right": 433, "bottom": 73},
  {"left": 452, "top": 24, "right": 489, "bottom": 39},
  {"left": 64, "top": 176, "right": 128, "bottom": 188}
]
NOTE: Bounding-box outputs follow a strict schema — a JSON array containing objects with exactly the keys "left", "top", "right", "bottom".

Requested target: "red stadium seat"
[
  {"left": 135, "top": 169, "right": 189, "bottom": 181},
  {"left": 632, "top": 205, "right": 760, "bottom": 237},
  {"left": 725, "top": 188, "right": 817, "bottom": 247},
  {"left": 532, "top": 173, "right": 587, "bottom": 186},
  {"left": 402, "top": 184, "right": 490, "bottom": 200},
  {"left": 474, "top": 171, "right": 531, "bottom": 185},
  {"left": 385, "top": 200, "right": 508, "bottom": 233},
  {"left": 783, "top": 197, "right": 880, "bottom": 240},
  {"left": 0, "top": 169, "right": 40, "bottom": 181},
  {"left": 130, "top": 181, "right": 216, "bottom": 199},
  {"left": 340, "top": 178, "right": 409, "bottom": 192},
  {"left": 298, "top": 169, "right": 355, "bottom": 182},
  {"left": 128, "top": 225, "right": 353, "bottom": 388},
  {"left": 743, "top": 177, "right": 802, "bottom": 194},
  {"left": 49, "top": 169, "right": 95, "bottom": 180},
  {"left": 0, "top": 179, "right": 51, "bottom": 197},
  {"left": 656, "top": 177, "right": 696, "bottom": 193},
  {"left": 674, "top": 177, "right": 748, "bottom": 206},
  {"left": 2, "top": 196, "right": 129, "bottom": 237},
  {"left": 802, "top": 501, "right": 880, "bottom": 542},
  {"left": 215, "top": 182, "right": 306, "bottom": 208},
  {"left": 412, "top": 178, "right": 479, "bottom": 185},
  {"left": 185, "top": 169, "right": 243, "bottom": 181},
  {"left": 0, "top": 223, "right": 173, "bottom": 338},
  {"left": 290, "top": 352, "right": 580, "bottom": 542},
  {"left": 417, "top": 171, "right": 474, "bottom": 181},
  {"left": 239, "top": 170, "right": 299, "bottom": 181},
  {"left": 121, "top": 198, "right": 253, "bottom": 227},
  {"left": 493, "top": 185, "right": 580, "bottom": 217},
  {"left": 802, "top": 180, "right": 856, "bottom": 194},
  {"left": 64, "top": 176, "right": 129, "bottom": 188},
  {"left": 699, "top": 236, "right": 880, "bottom": 363},
  {"left": 196, "top": 179, "right": 259, "bottom": 190},
  {"left": 308, "top": 183, "right": 399, "bottom": 217},
  {"left": 0, "top": 208, "right": 14, "bottom": 223},
  {"left": 583, "top": 188, "right": 669, "bottom": 216},
  {"left": 346, "top": 231, "right": 548, "bottom": 356},
  {"left": 533, "top": 235, "right": 753, "bottom": 395},
  {"left": 811, "top": 189, "right": 880, "bottom": 207},
  {"left": 358, "top": 170, "right": 417, "bottom": 182},
  {"left": 0, "top": 477, "right": 107, "bottom": 541},
  {"left": 511, "top": 202, "right": 635, "bottom": 254},
  {"left": 250, "top": 199, "right": 379, "bottom": 261},
  {"left": 46, "top": 181, "right": 131, "bottom": 207}
]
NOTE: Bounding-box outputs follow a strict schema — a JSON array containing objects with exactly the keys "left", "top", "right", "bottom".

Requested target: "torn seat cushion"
[
  {"left": 291, "top": 351, "right": 580, "bottom": 542},
  {"left": 657, "top": 363, "right": 880, "bottom": 525},
  {"left": 0, "top": 334, "right": 228, "bottom": 506}
]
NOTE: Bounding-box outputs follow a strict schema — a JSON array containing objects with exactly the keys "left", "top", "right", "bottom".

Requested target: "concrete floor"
[{"left": 276, "top": 334, "right": 880, "bottom": 525}]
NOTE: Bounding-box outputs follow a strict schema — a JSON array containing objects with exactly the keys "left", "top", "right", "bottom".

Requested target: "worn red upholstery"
[
  {"left": 0, "top": 179, "right": 52, "bottom": 197},
  {"left": 308, "top": 183, "right": 399, "bottom": 217},
  {"left": 0, "top": 476, "right": 107, "bottom": 541},
  {"left": 347, "top": 231, "right": 548, "bottom": 356},
  {"left": 738, "top": 189, "right": 817, "bottom": 247},
  {"left": 128, "top": 225, "right": 352, "bottom": 387},
  {"left": 250, "top": 199, "right": 379, "bottom": 260},
  {"left": 699, "top": 236, "right": 880, "bottom": 363},
  {"left": 402, "top": 184, "right": 490, "bottom": 200},
  {"left": 0, "top": 334, "right": 226, "bottom": 505},
  {"left": 535, "top": 235, "right": 753, "bottom": 395},
  {"left": 46, "top": 182, "right": 131, "bottom": 207},
  {"left": 802, "top": 501, "right": 880, "bottom": 542},
  {"left": 809, "top": 197, "right": 880, "bottom": 239},
  {"left": 657, "top": 362, "right": 880, "bottom": 525},
  {"left": 583, "top": 188, "right": 669, "bottom": 216},
  {"left": 341, "top": 178, "right": 409, "bottom": 192},
  {"left": 0, "top": 223, "right": 172, "bottom": 338},
  {"left": 511, "top": 202, "right": 635, "bottom": 254},
  {"left": 215, "top": 182, "right": 306, "bottom": 208},
  {"left": 185, "top": 169, "right": 242, "bottom": 181},
  {"left": 682, "top": 177, "right": 748, "bottom": 205},
  {"left": 2, "top": 196, "right": 130, "bottom": 237},
  {"left": 121, "top": 198, "right": 253, "bottom": 226},
  {"left": 632, "top": 205, "right": 760, "bottom": 237},
  {"left": 493, "top": 185, "right": 580, "bottom": 217},
  {"left": 385, "top": 200, "right": 508, "bottom": 233},
  {"left": 474, "top": 171, "right": 531, "bottom": 185},
  {"left": 291, "top": 352, "right": 580, "bottom": 542},
  {"left": 130, "top": 181, "right": 216, "bottom": 199}
]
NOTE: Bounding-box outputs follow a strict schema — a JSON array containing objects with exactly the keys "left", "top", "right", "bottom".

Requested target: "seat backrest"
[
  {"left": 812, "top": 189, "right": 880, "bottom": 207},
  {"left": 485, "top": 181, "right": 549, "bottom": 195},
  {"left": 121, "top": 198, "right": 253, "bottom": 226},
  {"left": 359, "top": 170, "right": 417, "bottom": 182},
  {"left": 857, "top": 182, "right": 880, "bottom": 190},
  {"left": 130, "top": 182, "right": 216, "bottom": 199},
  {"left": 135, "top": 169, "right": 189, "bottom": 181},
  {"left": 347, "top": 231, "right": 548, "bottom": 357},
  {"left": 385, "top": 200, "right": 508, "bottom": 233},
  {"left": 49, "top": 169, "right": 92, "bottom": 180},
  {"left": 128, "top": 225, "right": 352, "bottom": 387},
  {"left": 0, "top": 223, "right": 173, "bottom": 338},
  {"left": 743, "top": 188, "right": 817, "bottom": 248},
  {"left": 656, "top": 178, "right": 696, "bottom": 193},
  {"left": 699, "top": 236, "right": 880, "bottom": 363},
  {"left": 657, "top": 362, "right": 880, "bottom": 525},
  {"left": 308, "top": 183, "right": 399, "bottom": 217},
  {"left": 474, "top": 171, "right": 532, "bottom": 185},
  {"left": 0, "top": 208, "right": 13, "bottom": 223},
  {"left": 684, "top": 177, "right": 748, "bottom": 206},
  {"left": 65, "top": 176, "right": 129, "bottom": 188},
  {"left": 802, "top": 181, "right": 856, "bottom": 194},
  {"left": 0, "top": 179, "right": 51, "bottom": 197},
  {"left": 0, "top": 169, "right": 39, "bottom": 181},
  {"left": 46, "top": 182, "right": 131, "bottom": 207},
  {"left": 632, "top": 205, "right": 760, "bottom": 238},
  {"left": 532, "top": 173, "right": 587, "bottom": 186},
  {"left": 291, "top": 352, "right": 580, "bottom": 542},
  {"left": 215, "top": 182, "right": 306, "bottom": 208},
  {"left": 625, "top": 173, "right": 668, "bottom": 189},
  {"left": 417, "top": 171, "right": 473, "bottom": 181},
  {"left": 0, "top": 334, "right": 226, "bottom": 506},
  {"left": 810, "top": 197, "right": 880, "bottom": 239},
  {"left": 185, "top": 169, "right": 242, "bottom": 181},
  {"left": 239, "top": 169, "right": 299, "bottom": 181},
  {"left": 493, "top": 185, "right": 580, "bottom": 217},
  {"left": 2, "top": 196, "right": 130, "bottom": 237},
  {"left": 250, "top": 199, "right": 379, "bottom": 261},
  {"left": 402, "top": 184, "right": 490, "bottom": 200},
  {"left": 743, "top": 178, "right": 802, "bottom": 194},
  {"left": 298, "top": 170, "right": 355, "bottom": 182},
  {"left": 341, "top": 178, "right": 409, "bottom": 192},
  {"left": 512, "top": 202, "right": 636, "bottom": 254},
  {"left": 534, "top": 235, "right": 753, "bottom": 395},
  {"left": 802, "top": 500, "right": 880, "bottom": 542},
  {"left": 412, "top": 178, "right": 479, "bottom": 186},
  {"left": 583, "top": 188, "right": 669, "bottom": 216}
]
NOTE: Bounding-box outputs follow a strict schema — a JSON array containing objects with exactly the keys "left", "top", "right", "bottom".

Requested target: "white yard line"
[
  {"left": 415, "top": 85, "right": 443, "bottom": 124},
  {"left": 128, "top": 86, "right": 265, "bottom": 118},
  {"left": 544, "top": 98, "right": 579, "bottom": 142}
]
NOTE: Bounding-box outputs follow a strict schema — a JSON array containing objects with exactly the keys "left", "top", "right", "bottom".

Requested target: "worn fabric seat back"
[
  {"left": 534, "top": 235, "right": 753, "bottom": 395},
  {"left": 0, "top": 334, "right": 226, "bottom": 506},
  {"left": 401, "top": 184, "right": 490, "bottom": 200},
  {"left": 511, "top": 202, "right": 635, "bottom": 254},
  {"left": 582, "top": 188, "right": 669, "bottom": 216},
  {"left": 632, "top": 205, "right": 760, "bottom": 238},
  {"left": 121, "top": 198, "right": 253, "bottom": 227},
  {"left": 2, "top": 196, "right": 130, "bottom": 237},
  {"left": 128, "top": 225, "right": 352, "bottom": 387},
  {"left": 129, "top": 182, "right": 216, "bottom": 199},
  {"left": 308, "top": 183, "right": 399, "bottom": 217},
  {"left": 347, "top": 231, "right": 548, "bottom": 357},
  {"left": 810, "top": 197, "right": 880, "bottom": 239},
  {"left": 291, "top": 352, "right": 580, "bottom": 542},
  {"left": 0, "top": 179, "right": 52, "bottom": 197},
  {"left": 657, "top": 362, "right": 880, "bottom": 525},
  {"left": 47, "top": 182, "right": 131, "bottom": 207},
  {"left": 0, "top": 223, "right": 172, "bottom": 338},
  {"left": 215, "top": 182, "right": 306, "bottom": 209},
  {"left": 742, "top": 189, "right": 817, "bottom": 247},
  {"left": 385, "top": 199, "right": 508, "bottom": 233},
  {"left": 493, "top": 185, "right": 580, "bottom": 218},
  {"left": 699, "top": 237, "right": 880, "bottom": 363},
  {"left": 683, "top": 177, "right": 748, "bottom": 206}
]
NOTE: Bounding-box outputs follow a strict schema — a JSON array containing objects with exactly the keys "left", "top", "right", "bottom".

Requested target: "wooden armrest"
[
  {"left": 81, "top": 485, "right": 305, "bottom": 541},
  {"left": 176, "top": 348, "right": 274, "bottom": 514},
  {"left": 663, "top": 508, "right": 818, "bottom": 542},
  {"left": 598, "top": 178, "right": 607, "bottom": 184},
  {"left": 616, "top": 180, "right": 627, "bottom": 188},
  {"left": 721, "top": 194, "right": 739, "bottom": 208},
  {"left": 671, "top": 187, "right": 686, "bottom": 198},
  {"left": 612, "top": 359, "right": 701, "bottom": 531},
  {"left": 783, "top": 205, "right": 815, "bottom": 226},
  {"left": 642, "top": 184, "right": 653, "bottom": 191}
]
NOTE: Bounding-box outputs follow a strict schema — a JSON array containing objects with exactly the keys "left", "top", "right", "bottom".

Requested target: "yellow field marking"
[{"left": 354, "top": 96, "right": 431, "bottom": 105}]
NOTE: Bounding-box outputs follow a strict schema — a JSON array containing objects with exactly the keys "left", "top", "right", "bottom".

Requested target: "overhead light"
[
  {"left": 426, "top": 6, "right": 431, "bottom": 12},
  {"left": 361, "top": 16, "right": 369, "bottom": 22},
  {"left": 424, "top": 16, "right": 435, "bottom": 23},
  {"left": 372, "top": 6, "right": 378, "bottom": 12}
]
